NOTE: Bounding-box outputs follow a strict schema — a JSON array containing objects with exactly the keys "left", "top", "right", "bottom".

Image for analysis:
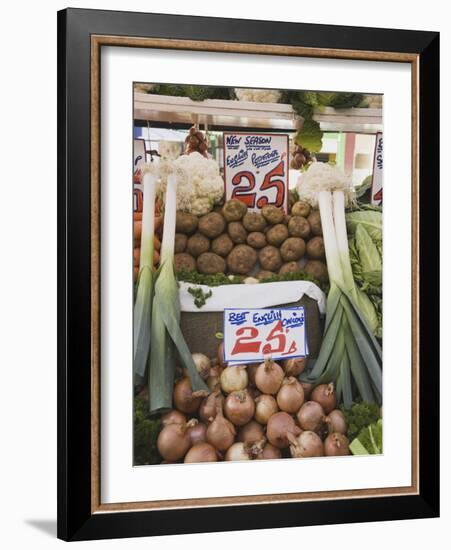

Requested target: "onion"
[
  {"left": 186, "top": 419, "right": 207, "bottom": 445},
  {"left": 282, "top": 357, "right": 306, "bottom": 377},
  {"left": 288, "top": 431, "right": 324, "bottom": 458},
  {"left": 206, "top": 365, "right": 222, "bottom": 392},
  {"left": 324, "top": 433, "right": 350, "bottom": 456},
  {"left": 238, "top": 420, "right": 265, "bottom": 443},
  {"left": 184, "top": 442, "right": 218, "bottom": 463},
  {"left": 192, "top": 353, "right": 211, "bottom": 380},
  {"left": 225, "top": 440, "right": 265, "bottom": 461},
  {"left": 157, "top": 422, "right": 191, "bottom": 461},
  {"left": 311, "top": 383, "right": 337, "bottom": 414},
  {"left": 256, "top": 443, "right": 282, "bottom": 460},
  {"left": 247, "top": 363, "right": 259, "bottom": 387},
  {"left": 296, "top": 401, "right": 326, "bottom": 433},
  {"left": 300, "top": 381, "right": 313, "bottom": 399},
  {"left": 206, "top": 406, "right": 236, "bottom": 451},
  {"left": 254, "top": 394, "right": 279, "bottom": 424},
  {"left": 276, "top": 377, "right": 305, "bottom": 413},
  {"left": 266, "top": 411, "right": 301, "bottom": 448},
  {"left": 199, "top": 391, "right": 224, "bottom": 424},
  {"left": 224, "top": 390, "right": 255, "bottom": 426},
  {"left": 248, "top": 386, "right": 262, "bottom": 400},
  {"left": 161, "top": 409, "right": 187, "bottom": 427},
  {"left": 324, "top": 409, "right": 347, "bottom": 435},
  {"left": 220, "top": 366, "right": 248, "bottom": 393},
  {"left": 255, "top": 359, "right": 284, "bottom": 395},
  {"left": 217, "top": 342, "right": 226, "bottom": 367},
  {"left": 173, "top": 377, "right": 204, "bottom": 414}
]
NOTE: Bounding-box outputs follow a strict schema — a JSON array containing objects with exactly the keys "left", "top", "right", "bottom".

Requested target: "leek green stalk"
[
  {"left": 133, "top": 171, "right": 157, "bottom": 386},
  {"left": 301, "top": 190, "right": 382, "bottom": 407},
  {"left": 149, "top": 173, "right": 209, "bottom": 414}
]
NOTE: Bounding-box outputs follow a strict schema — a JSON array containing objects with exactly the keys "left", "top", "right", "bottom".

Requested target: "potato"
[
  {"left": 197, "top": 252, "right": 226, "bottom": 274},
  {"left": 222, "top": 199, "right": 248, "bottom": 222},
  {"left": 261, "top": 205, "right": 285, "bottom": 225},
  {"left": 304, "top": 260, "right": 329, "bottom": 284},
  {"left": 198, "top": 212, "right": 226, "bottom": 238},
  {"left": 306, "top": 236, "right": 325, "bottom": 260},
  {"left": 266, "top": 224, "right": 289, "bottom": 246},
  {"left": 211, "top": 233, "right": 234, "bottom": 257},
  {"left": 291, "top": 201, "right": 311, "bottom": 218},
  {"left": 246, "top": 232, "right": 267, "bottom": 249},
  {"left": 256, "top": 270, "right": 276, "bottom": 280},
  {"left": 279, "top": 261, "right": 301, "bottom": 275},
  {"left": 307, "top": 210, "right": 322, "bottom": 236},
  {"left": 280, "top": 237, "right": 306, "bottom": 262},
  {"left": 176, "top": 211, "right": 198, "bottom": 234},
  {"left": 174, "top": 253, "right": 196, "bottom": 272},
  {"left": 228, "top": 221, "right": 248, "bottom": 244},
  {"left": 227, "top": 244, "right": 258, "bottom": 274},
  {"left": 174, "top": 233, "right": 188, "bottom": 253},
  {"left": 186, "top": 233, "right": 210, "bottom": 257},
  {"left": 288, "top": 216, "right": 310, "bottom": 239},
  {"left": 242, "top": 212, "right": 267, "bottom": 232},
  {"left": 259, "top": 246, "right": 283, "bottom": 272}
]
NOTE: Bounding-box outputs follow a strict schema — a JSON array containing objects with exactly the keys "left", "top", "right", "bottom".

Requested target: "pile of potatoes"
[
  {"left": 156, "top": 344, "right": 350, "bottom": 463},
  {"left": 173, "top": 199, "right": 329, "bottom": 284}
]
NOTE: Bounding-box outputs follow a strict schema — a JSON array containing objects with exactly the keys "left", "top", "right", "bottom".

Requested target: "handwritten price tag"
[
  {"left": 223, "top": 133, "right": 289, "bottom": 212},
  {"left": 223, "top": 307, "right": 308, "bottom": 364}
]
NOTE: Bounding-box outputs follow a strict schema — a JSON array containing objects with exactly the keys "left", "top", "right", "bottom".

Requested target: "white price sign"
[
  {"left": 223, "top": 307, "right": 308, "bottom": 364},
  {"left": 223, "top": 133, "right": 289, "bottom": 212}
]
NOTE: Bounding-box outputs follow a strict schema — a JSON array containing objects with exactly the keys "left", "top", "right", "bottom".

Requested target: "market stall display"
[{"left": 132, "top": 84, "right": 383, "bottom": 466}]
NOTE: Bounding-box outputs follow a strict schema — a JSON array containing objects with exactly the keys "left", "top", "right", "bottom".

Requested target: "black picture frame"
[{"left": 57, "top": 7, "right": 439, "bottom": 542}]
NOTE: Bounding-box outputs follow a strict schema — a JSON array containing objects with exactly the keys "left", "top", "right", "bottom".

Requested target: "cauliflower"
[
  {"left": 234, "top": 88, "right": 282, "bottom": 103},
  {"left": 296, "top": 162, "right": 354, "bottom": 208},
  {"left": 159, "top": 152, "right": 224, "bottom": 215}
]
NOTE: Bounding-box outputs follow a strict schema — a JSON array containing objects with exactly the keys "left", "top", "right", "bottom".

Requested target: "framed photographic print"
[{"left": 57, "top": 8, "right": 440, "bottom": 542}]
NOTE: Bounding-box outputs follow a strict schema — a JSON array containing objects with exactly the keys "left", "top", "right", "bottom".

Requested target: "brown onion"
[
  {"left": 324, "top": 409, "right": 347, "bottom": 435},
  {"left": 173, "top": 377, "right": 204, "bottom": 414},
  {"left": 206, "top": 365, "right": 222, "bottom": 392},
  {"left": 220, "top": 366, "right": 248, "bottom": 393},
  {"left": 276, "top": 377, "right": 305, "bottom": 413},
  {"left": 247, "top": 363, "right": 259, "bottom": 387},
  {"left": 206, "top": 406, "right": 236, "bottom": 451},
  {"left": 192, "top": 353, "right": 211, "bottom": 380},
  {"left": 224, "top": 390, "right": 255, "bottom": 426},
  {"left": 217, "top": 342, "right": 226, "bottom": 367},
  {"left": 225, "top": 440, "right": 265, "bottom": 461},
  {"left": 311, "top": 383, "right": 337, "bottom": 414},
  {"left": 282, "top": 357, "right": 306, "bottom": 377},
  {"left": 248, "top": 386, "right": 262, "bottom": 400},
  {"left": 199, "top": 391, "right": 224, "bottom": 424},
  {"left": 296, "top": 401, "right": 326, "bottom": 433},
  {"left": 267, "top": 411, "right": 301, "bottom": 449},
  {"left": 256, "top": 443, "right": 282, "bottom": 460},
  {"left": 288, "top": 430, "right": 324, "bottom": 458},
  {"left": 324, "top": 433, "right": 350, "bottom": 456},
  {"left": 300, "top": 381, "right": 313, "bottom": 399},
  {"left": 255, "top": 359, "right": 284, "bottom": 395},
  {"left": 238, "top": 420, "right": 265, "bottom": 443},
  {"left": 254, "top": 394, "right": 279, "bottom": 424},
  {"left": 184, "top": 442, "right": 218, "bottom": 463},
  {"left": 186, "top": 419, "right": 207, "bottom": 445},
  {"left": 157, "top": 422, "right": 191, "bottom": 461},
  {"left": 161, "top": 409, "right": 187, "bottom": 427}
]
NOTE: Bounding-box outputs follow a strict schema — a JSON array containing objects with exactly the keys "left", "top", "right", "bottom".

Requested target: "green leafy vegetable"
[
  {"left": 134, "top": 395, "right": 161, "bottom": 465},
  {"left": 151, "top": 84, "right": 230, "bottom": 101},
  {"left": 177, "top": 269, "right": 320, "bottom": 288},
  {"left": 340, "top": 401, "right": 381, "bottom": 440},
  {"left": 346, "top": 210, "right": 382, "bottom": 248},
  {"left": 188, "top": 286, "right": 213, "bottom": 308},
  {"left": 294, "top": 119, "right": 323, "bottom": 153},
  {"left": 350, "top": 419, "right": 383, "bottom": 455},
  {"left": 316, "top": 92, "right": 363, "bottom": 109}
]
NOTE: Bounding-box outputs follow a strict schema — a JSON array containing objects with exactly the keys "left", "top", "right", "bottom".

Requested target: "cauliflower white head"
[
  {"left": 159, "top": 152, "right": 224, "bottom": 215},
  {"left": 234, "top": 88, "right": 282, "bottom": 104},
  {"left": 296, "top": 162, "right": 354, "bottom": 208}
]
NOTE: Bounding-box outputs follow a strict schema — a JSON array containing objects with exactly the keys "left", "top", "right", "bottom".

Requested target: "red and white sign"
[
  {"left": 223, "top": 133, "right": 289, "bottom": 212},
  {"left": 223, "top": 307, "right": 308, "bottom": 364},
  {"left": 371, "top": 132, "right": 383, "bottom": 205}
]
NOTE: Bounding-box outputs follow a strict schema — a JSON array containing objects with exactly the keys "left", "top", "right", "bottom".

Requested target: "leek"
[
  {"left": 149, "top": 171, "right": 209, "bottom": 414},
  {"left": 299, "top": 167, "right": 382, "bottom": 407},
  {"left": 133, "top": 169, "right": 157, "bottom": 387}
]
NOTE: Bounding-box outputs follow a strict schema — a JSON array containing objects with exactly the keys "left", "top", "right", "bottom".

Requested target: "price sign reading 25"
[
  {"left": 223, "top": 133, "right": 289, "bottom": 212},
  {"left": 223, "top": 307, "right": 308, "bottom": 364}
]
